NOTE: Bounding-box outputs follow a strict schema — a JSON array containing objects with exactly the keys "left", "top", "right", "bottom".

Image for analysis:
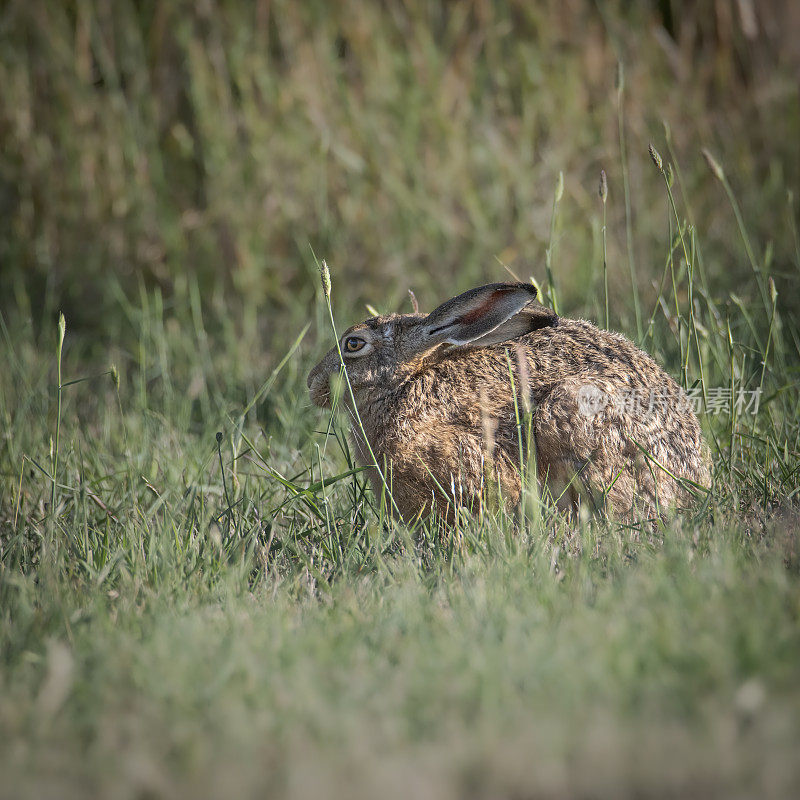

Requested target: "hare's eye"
[{"left": 343, "top": 336, "right": 366, "bottom": 353}]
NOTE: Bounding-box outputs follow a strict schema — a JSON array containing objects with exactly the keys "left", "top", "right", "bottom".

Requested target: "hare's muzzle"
[{"left": 307, "top": 362, "right": 332, "bottom": 408}]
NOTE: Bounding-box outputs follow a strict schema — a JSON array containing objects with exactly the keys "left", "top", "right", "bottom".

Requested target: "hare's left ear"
[{"left": 421, "top": 283, "right": 557, "bottom": 347}]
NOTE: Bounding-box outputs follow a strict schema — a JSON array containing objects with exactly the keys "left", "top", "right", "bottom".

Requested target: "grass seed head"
[
  {"left": 320, "top": 259, "right": 332, "bottom": 301},
  {"left": 555, "top": 170, "right": 564, "bottom": 203},
  {"left": 702, "top": 148, "right": 725, "bottom": 181},
  {"left": 648, "top": 143, "right": 664, "bottom": 174}
]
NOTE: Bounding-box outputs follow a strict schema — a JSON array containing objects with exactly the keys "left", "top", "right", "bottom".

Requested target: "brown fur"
[{"left": 307, "top": 283, "right": 710, "bottom": 523}]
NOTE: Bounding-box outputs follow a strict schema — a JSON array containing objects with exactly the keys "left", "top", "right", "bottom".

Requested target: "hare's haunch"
[{"left": 308, "top": 283, "right": 709, "bottom": 522}]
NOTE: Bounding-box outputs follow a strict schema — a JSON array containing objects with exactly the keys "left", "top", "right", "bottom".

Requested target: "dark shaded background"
[{"left": 1, "top": 0, "right": 798, "bottom": 355}]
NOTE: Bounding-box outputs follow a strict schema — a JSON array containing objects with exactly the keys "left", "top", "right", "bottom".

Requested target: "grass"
[
  {"left": 3, "top": 529, "right": 800, "bottom": 798},
  {"left": 2, "top": 2, "right": 800, "bottom": 797}
]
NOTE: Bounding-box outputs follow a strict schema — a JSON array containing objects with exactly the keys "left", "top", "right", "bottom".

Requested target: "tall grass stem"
[
  {"left": 316, "top": 257, "right": 403, "bottom": 521},
  {"left": 617, "top": 64, "right": 643, "bottom": 341},
  {"left": 51, "top": 313, "right": 66, "bottom": 518},
  {"left": 545, "top": 171, "right": 564, "bottom": 315}
]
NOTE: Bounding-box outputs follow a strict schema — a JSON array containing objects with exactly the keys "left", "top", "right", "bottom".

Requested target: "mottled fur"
[{"left": 307, "top": 283, "right": 709, "bottom": 523}]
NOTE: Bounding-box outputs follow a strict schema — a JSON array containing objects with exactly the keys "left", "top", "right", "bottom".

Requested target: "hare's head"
[{"left": 307, "top": 282, "right": 557, "bottom": 408}]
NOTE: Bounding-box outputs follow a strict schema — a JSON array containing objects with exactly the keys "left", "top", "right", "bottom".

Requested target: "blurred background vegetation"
[{"left": 1, "top": 0, "right": 798, "bottom": 364}]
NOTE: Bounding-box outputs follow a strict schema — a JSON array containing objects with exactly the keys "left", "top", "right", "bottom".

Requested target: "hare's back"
[{"left": 520, "top": 319, "right": 678, "bottom": 391}]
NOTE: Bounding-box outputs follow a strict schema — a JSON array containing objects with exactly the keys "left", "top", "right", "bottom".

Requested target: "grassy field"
[{"left": 2, "top": 2, "right": 800, "bottom": 797}]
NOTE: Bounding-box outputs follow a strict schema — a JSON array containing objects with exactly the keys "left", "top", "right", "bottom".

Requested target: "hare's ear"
[{"left": 420, "top": 283, "right": 556, "bottom": 348}]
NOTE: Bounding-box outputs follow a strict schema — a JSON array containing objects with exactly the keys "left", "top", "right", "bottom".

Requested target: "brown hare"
[{"left": 307, "top": 282, "right": 709, "bottom": 523}]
